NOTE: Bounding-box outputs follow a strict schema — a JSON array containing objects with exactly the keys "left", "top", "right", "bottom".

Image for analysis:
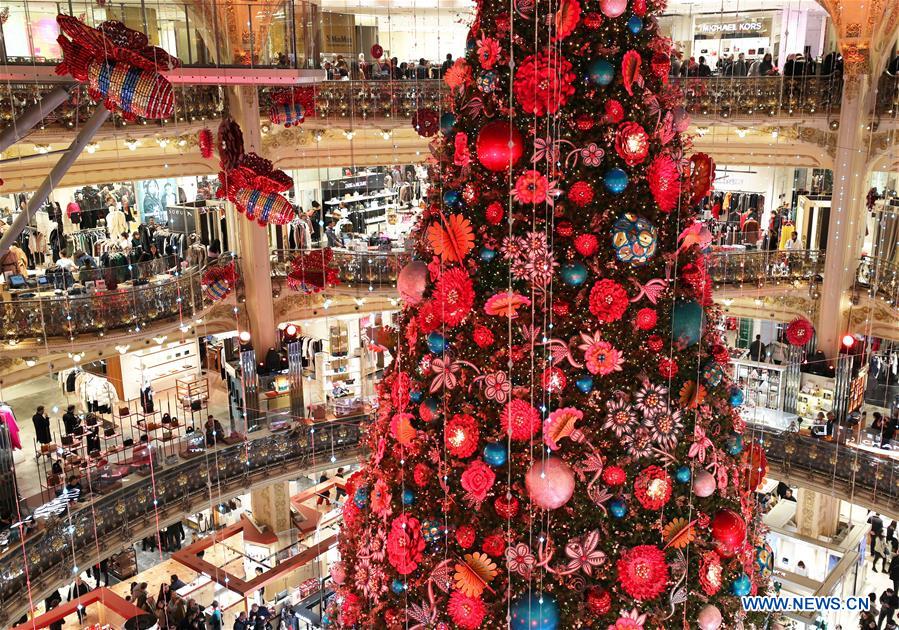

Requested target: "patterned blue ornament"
[
  {"left": 427, "top": 332, "right": 446, "bottom": 354},
  {"left": 611, "top": 212, "right": 657, "bottom": 265},
  {"left": 480, "top": 246, "right": 497, "bottom": 262},
  {"left": 755, "top": 542, "right": 774, "bottom": 582},
  {"left": 402, "top": 489, "right": 415, "bottom": 505},
  {"left": 672, "top": 300, "right": 704, "bottom": 347},
  {"left": 675, "top": 465, "right": 692, "bottom": 483},
  {"left": 477, "top": 71, "right": 498, "bottom": 93},
  {"left": 484, "top": 442, "right": 508, "bottom": 467},
  {"left": 510, "top": 593, "right": 559, "bottom": 630},
  {"left": 731, "top": 573, "right": 752, "bottom": 596},
  {"left": 727, "top": 434, "right": 744, "bottom": 456},
  {"left": 440, "top": 112, "right": 456, "bottom": 135},
  {"left": 609, "top": 499, "right": 627, "bottom": 518},
  {"left": 576, "top": 375, "right": 594, "bottom": 394},
  {"left": 410, "top": 389, "right": 423, "bottom": 403},
  {"left": 421, "top": 519, "right": 447, "bottom": 543},
  {"left": 442, "top": 189, "right": 462, "bottom": 209},
  {"left": 627, "top": 15, "right": 644, "bottom": 34},
  {"left": 391, "top": 579, "right": 406, "bottom": 594},
  {"left": 353, "top": 487, "right": 368, "bottom": 509},
  {"left": 588, "top": 59, "right": 615, "bottom": 86},
  {"left": 604, "top": 167, "right": 629, "bottom": 194},
  {"left": 561, "top": 262, "right": 588, "bottom": 286},
  {"left": 730, "top": 387, "right": 745, "bottom": 407},
  {"left": 702, "top": 360, "right": 724, "bottom": 388}
]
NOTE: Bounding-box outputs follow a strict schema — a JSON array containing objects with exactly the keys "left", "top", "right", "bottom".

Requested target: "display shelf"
[
  {"left": 176, "top": 375, "right": 209, "bottom": 428},
  {"left": 325, "top": 190, "right": 398, "bottom": 206},
  {"left": 731, "top": 358, "right": 785, "bottom": 412}
]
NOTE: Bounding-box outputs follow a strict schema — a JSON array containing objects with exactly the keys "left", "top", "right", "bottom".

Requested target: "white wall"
[{"left": 374, "top": 12, "right": 471, "bottom": 62}]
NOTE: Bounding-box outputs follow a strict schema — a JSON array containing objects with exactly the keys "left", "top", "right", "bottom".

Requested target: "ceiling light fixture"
[{"left": 124, "top": 138, "right": 139, "bottom": 151}]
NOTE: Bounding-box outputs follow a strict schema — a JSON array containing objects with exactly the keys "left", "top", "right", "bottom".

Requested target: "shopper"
[
  {"left": 171, "top": 574, "right": 187, "bottom": 591},
  {"left": 234, "top": 611, "right": 250, "bottom": 630},
  {"left": 45, "top": 591, "right": 64, "bottom": 630},
  {"left": 68, "top": 575, "right": 92, "bottom": 623},
  {"left": 697, "top": 56, "right": 712, "bottom": 77},
  {"left": 749, "top": 335, "right": 766, "bottom": 362},
  {"left": 874, "top": 533, "right": 889, "bottom": 572},
  {"left": 415, "top": 58, "right": 430, "bottom": 79},
  {"left": 205, "top": 416, "right": 226, "bottom": 447},
  {"left": 784, "top": 231, "right": 800, "bottom": 250},
  {"left": 880, "top": 589, "right": 898, "bottom": 629},
  {"left": 62, "top": 405, "right": 79, "bottom": 434},
  {"left": 441, "top": 53, "right": 454, "bottom": 76},
  {"left": 759, "top": 53, "right": 775, "bottom": 75},
  {"left": 890, "top": 553, "right": 899, "bottom": 594},
  {"left": 209, "top": 600, "right": 224, "bottom": 630},
  {"left": 32, "top": 405, "right": 52, "bottom": 445},
  {"left": 795, "top": 560, "right": 808, "bottom": 576}
]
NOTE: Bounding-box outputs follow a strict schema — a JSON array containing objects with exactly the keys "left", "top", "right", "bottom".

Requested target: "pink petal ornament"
[
  {"left": 697, "top": 605, "right": 723, "bottom": 630},
  {"left": 692, "top": 469, "right": 716, "bottom": 497},
  {"left": 600, "top": 0, "right": 627, "bottom": 18}
]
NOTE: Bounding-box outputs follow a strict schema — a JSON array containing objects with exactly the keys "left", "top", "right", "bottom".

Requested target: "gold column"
[{"left": 795, "top": 487, "right": 840, "bottom": 538}]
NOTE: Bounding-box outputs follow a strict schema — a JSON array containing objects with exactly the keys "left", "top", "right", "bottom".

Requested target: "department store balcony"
[{"left": 0, "top": 416, "right": 364, "bottom": 627}]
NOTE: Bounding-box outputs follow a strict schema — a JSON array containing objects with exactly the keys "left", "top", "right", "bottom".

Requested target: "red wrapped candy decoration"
[
  {"left": 741, "top": 442, "right": 768, "bottom": 492},
  {"left": 198, "top": 128, "right": 214, "bottom": 159},
  {"left": 785, "top": 317, "right": 814, "bottom": 346},
  {"left": 201, "top": 262, "right": 236, "bottom": 302},
  {"left": 269, "top": 86, "right": 315, "bottom": 127},
  {"left": 286, "top": 248, "right": 341, "bottom": 294}
]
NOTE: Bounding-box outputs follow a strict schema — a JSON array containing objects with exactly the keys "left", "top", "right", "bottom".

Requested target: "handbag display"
[
  {"left": 102, "top": 419, "right": 114, "bottom": 431},
  {"left": 73, "top": 425, "right": 85, "bottom": 436},
  {"left": 61, "top": 435, "right": 75, "bottom": 446},
  {"left": 104, "top": 427, "right": 116, "bottom": 437},
  {"left": 118, "top": 406, "right": 130, "bottom": 417},
  {"left": 85, "top": 414, "right": 99, "bottom": 427}
]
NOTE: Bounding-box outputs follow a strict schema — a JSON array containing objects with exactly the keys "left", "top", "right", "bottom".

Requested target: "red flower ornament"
[
  {"left": 513, "top": 52, "right": 576, "bottom": 116},
  {"left": 386, "top": 514, "right": 426, "bottom": 575},
  {"left": 617, "top": 545, "right": 670, "bottom": 601}
]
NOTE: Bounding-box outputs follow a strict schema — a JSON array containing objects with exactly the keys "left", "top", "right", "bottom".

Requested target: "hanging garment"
[{"left": 0, "top": 406, "right": 22, "bottom": 449}]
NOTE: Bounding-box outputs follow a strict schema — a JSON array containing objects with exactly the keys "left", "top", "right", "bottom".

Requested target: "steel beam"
[
  {"left": 0, "top": 86, "right": 71, "bottom": 153},
  {"left": 0, "top": 106, "right": 110, "bottom": 252}
]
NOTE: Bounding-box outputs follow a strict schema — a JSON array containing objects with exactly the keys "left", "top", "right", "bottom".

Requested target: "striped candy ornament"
[
  {"left": 90, "top": 59, "right": 174, "bottom": 119},
  {"left": 201, "top": 263, "right": 236, "bottom": 302},
  {"left": 269, "top": 101, "right": 305, "bottom": 127},
  {"left": 234, "top": 188, "right": 295, "bottom": 226}
]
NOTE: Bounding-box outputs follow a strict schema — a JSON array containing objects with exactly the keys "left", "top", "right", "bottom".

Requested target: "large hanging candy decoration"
[
  {"left": 201, "top": 262, "right": 236, "bottom": 302},
  {"left": 54, "top": 14, "right": 180, "bottom": 120},
  {"left": 215, "top": 118, "right": 295, "bottom": 227},
  {"left": 269, "top": 86, "right": 315, "bottom": 127},
  {"left": 198, "top": 128, "right": 214, "bottom": 159},
  {"left": 286, "top": 248, "right": 340, "bottom": 294}
]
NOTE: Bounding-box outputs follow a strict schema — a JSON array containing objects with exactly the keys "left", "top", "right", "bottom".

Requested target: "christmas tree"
[{"left": 333, "top": 0, "right": 769, "bottom": 627}]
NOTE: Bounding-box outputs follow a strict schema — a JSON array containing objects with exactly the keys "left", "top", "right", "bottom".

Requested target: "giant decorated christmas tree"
[{"left": 333, "top": 0, "right": 770, "bottom": 627}]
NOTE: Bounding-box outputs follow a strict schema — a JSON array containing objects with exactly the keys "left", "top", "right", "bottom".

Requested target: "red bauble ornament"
[
  {"left": 604, "top": 99, "right": 625, "bottom": 123},
  {"left": 485, "top": 201, "right": 504, "bottom": 225},
  {"left": 556, "top": 220, "right": 574, "bottom": 237},
  {"left": 651, "top": 52, "right": 671, "bottom": 84},
  {"left": 615, "top": 121, "right": 650, "bottom": 166},
  {"left": 711, "top": 509, "right": 747, "bottom": 549},
  {"left": 494, "top": 494, "right": 520, "bottom": 518},
  {"left": 633, "top": 0, "right": 647, "bottom": 16},
  {"left": 574, "top": 234, "right": 599, "bottom": 257},
  {"left": 647, "top": 334, "right": 664, "bottom": 352},
  {"left": 456, "top": 524, "right": 476, "bottom": 549},
  {"left": 476, "top": 120, "right": 524, "bottom": 171},
  {"left": 785, "top": 318, "right": 814, "bottom": 346},
  {"left": 473, "top": 325, "right": 495, "bottom": 348},
  {"left": 586, "top": 586, "right": 612, "bottom": 614},
  {"left": 371, "top": 44, "right": 383, "bottom": 59},
  {"left": 583, "top": 12, "right": 603, "bottom": 28},
  {"left": 552, "top": 300, "right": 571, "bottom": 318}
]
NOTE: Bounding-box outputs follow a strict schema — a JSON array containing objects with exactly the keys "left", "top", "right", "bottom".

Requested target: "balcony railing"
[
  {"left": 0, "top": 266, "right": 205, "bottom": 342},
  {"left": 707, "top": 248, "right": 825, "bottom": 287},
  {"left": 756, "top": 424, "right": 899, "bottom": 520},
  {"left": 0, "top": 417, "right": 364, "bottom": 627},
  {"left": 674, "top": 74, "right": 843, "bottom": 119},
  {"left": 271, "top": 248, "right": 409, "bottom": 289},
  {"left": 856, "top": 255, "right": 899, "bottom": 308}
]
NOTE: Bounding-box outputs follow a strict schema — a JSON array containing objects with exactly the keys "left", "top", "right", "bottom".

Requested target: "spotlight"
[
  {"left": 842, "top": 334, "right": 855, "bottom": 348},
  {"left": 239, "top": 331, "right": 252, "bottom": 344}
]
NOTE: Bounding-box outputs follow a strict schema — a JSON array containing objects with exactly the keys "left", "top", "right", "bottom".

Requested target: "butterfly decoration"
[
  {"left": 531, "top": 136, "right": 562, "bottom": 165},
  {"left": 429, "top": 357, "right": 480, "bottom": 393},
  {"left": 656, "top": 111, "right": 676, "bottom": 146},
  {"left": 427, "top": 213, "right": 475, "bottom": 263},
  {"left": 540, "top": 338, "right": 583, "bottom": 368}
]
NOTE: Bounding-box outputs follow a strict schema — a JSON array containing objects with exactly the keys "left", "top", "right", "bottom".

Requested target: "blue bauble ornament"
[
  {"left": 440, "top": 112, "right": 456, "bottom": 135},
  {"left": 627, "top": 15, "right": 644, "bottom": 34},
  {"left": 755, "top": 542, "right": 774, "bottom": 582},
  {"left": 353, "top": 487, "right": 368, "bottom": 509},
  {"left": 480, "top": 246, "right": 497, "bottom": 262},
  {"left": 588, "top": 59, "right": 615, "bottom": 86},
  {"left": 561, "top": 262, "right": 588, "bottom": 286},
  {"left": 427, "top": 332, "right": 446, "bottom": 354},
  {"left": 727, "top": 434, "right": 744, "bottom": 456},
  {"left": 402, "top": 489, "right": 415, "bottom": 505},
  {"left": 423, "top": 397, "right": 439, "bottom": 414},
  {"left": 391, "top": 579, "right": 406, "bottom": 594},
  {"left": 609, "top": 499, "right": 627, "bottom": 518},
  {"left": 510, "top": 593, "right": 559, "bottom": 630},
  {"left": 576, "top": 375, "right": 594, "bottom": 394},
  {"left": 484, "top": 442, "right": 508, "bottom": 467},
  {"left": 730, "top": 387, "right": 745, "bottom": 407},
  {"left": 410, "top": 389, "right": 423, "bottom": 403},
  {"left": 731, "top": 573, "right": 752, "bottom": 596},
  {"left": 611, "top": 212, "right": 657, "bottom": 265},
  {"left": 671, "top": 300, "right": 704, "bottom": 347},
  {"left": 675, "top": 465, "right": 692, "bottom": 484},
  {"left": 604, "top": 167, "right": 629, "bottom": 194},
  {"left": 442, "top": 189, "right": 462, "bottom": 209}
]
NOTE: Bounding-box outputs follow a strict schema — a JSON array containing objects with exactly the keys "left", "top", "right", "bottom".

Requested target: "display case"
[
  {"left": 176, "top": 375, "right": 209, "bottom": 428},
  {"left": 731, "top": 358, "right": 785, "bottom": 412},
  {"left": 108, "top": 548, "right": 138, "bottom": 580},
  {"left": 796, "top": 372, "right": 835, "bottom": 419}
]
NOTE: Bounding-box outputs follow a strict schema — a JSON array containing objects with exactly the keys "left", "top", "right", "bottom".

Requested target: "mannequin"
[
  {"left": 106, "top": 204, "right": 128, "bottom": 239},
  {"left": 140, "top": 375, "right": 154, "bottom": 413}
]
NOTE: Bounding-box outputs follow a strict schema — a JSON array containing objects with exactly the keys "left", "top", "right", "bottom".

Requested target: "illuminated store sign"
[{"left": 694, "top": 17, "right": 771, "bottom": 39}]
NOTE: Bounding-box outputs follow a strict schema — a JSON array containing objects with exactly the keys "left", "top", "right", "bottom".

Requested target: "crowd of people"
[
  {"left": 861, "top": 514, "right": 899, "bottom": 629},
  {"left": 322, "top": 52, "right": 455, "bottom": 81},
  {"left": 669, "top": 50, "right": 844, "bottom": 78}
]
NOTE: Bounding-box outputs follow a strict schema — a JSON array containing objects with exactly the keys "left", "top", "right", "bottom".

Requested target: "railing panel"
[
  {"left": 857, "top": 255, "right": 899, "bottom": 307},
  {"left": 707, "top": 248, "right": 824, "bottom": 286},
  {"left": 271, "top": 248, "right": 409, "bottom": 288}
]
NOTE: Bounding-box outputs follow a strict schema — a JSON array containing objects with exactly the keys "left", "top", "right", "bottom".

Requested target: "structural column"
[
  {"left": 794, "top": 487, "right": 841, "bottom": 538},
  {"left": 227, "top": 85, "right": 279, "bottom": 353},
  {"left": 817, "top": 74, "right": 871, "bottom": 359}
]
